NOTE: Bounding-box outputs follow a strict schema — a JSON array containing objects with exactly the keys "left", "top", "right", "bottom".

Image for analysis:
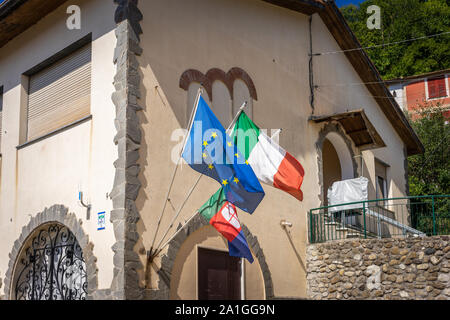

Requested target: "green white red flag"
[
  {"left": 199, "top": 187, "right": 254, "bottom": 263},
  {"left": 231, "top": 112, "right": 305, "bottom": 201}
]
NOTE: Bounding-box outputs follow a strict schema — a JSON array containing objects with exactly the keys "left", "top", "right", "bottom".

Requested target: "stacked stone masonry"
[
  {"left": 109, "top": 0, "right": 144, "bottom": 300},
  {"left": 307, "top": 236, "right": 450, "bottom": 300}
]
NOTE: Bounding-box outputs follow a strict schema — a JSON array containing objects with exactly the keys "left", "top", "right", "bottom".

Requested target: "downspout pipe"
[{"left": 308, "top": 14, "right": 316, "bottom": 114}]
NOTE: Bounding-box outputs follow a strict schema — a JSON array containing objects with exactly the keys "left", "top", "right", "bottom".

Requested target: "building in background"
[
  {"left": 388, "top": 69, "right": 450, "bottom": 119},
  {"left": 0, "top": 0, "right": 424, "bottom": 300}
]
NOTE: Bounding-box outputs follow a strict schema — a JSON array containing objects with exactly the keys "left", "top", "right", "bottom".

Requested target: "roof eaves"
[
  {"left": 0, "top": 0, "right": 27, "bottom": 20},
  {"left": 388, "top": 68, "right": 450, "bottom": 84},
  {"left": 318, "top": 1, "right": 424, "bottom": 155},
  {"left": 0, "top": 0, "right": 68, "bottom": 49},
  {"left": 261, "top": 0, "right": 325, "bottom": 15}
]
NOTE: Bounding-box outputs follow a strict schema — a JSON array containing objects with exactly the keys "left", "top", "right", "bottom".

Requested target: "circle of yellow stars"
[{"left": 201, "top": 131, "right": 249, "bottom": 187}]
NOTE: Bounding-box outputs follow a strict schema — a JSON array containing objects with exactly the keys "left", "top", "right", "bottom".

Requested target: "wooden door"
[{"left": 198, "top": 247, "right": 241, "bottom": 300}]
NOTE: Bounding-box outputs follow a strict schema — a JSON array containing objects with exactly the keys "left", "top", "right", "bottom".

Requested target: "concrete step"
[{"left": 346, "top": 233, "right": 362, "bottom": 238}]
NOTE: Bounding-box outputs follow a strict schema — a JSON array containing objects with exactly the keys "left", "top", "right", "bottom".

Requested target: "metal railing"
[{"left": 308, "top": 195, "right": 450, "bottom": 244}]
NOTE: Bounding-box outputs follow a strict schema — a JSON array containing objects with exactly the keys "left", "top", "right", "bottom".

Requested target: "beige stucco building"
[{"left": 0, "top": 0, "right": 423, "bottom": 300}]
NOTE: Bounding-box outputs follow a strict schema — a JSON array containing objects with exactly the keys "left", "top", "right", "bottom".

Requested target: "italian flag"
[
  {"left": 199, "top": 187, "right": 254, "bottom": 263},
  {"left": 232, "top": 112, "right": 305, "bottom": 201}
]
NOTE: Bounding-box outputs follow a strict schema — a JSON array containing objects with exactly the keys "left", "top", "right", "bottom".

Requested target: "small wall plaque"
[{"left": 97, "top": 211, "right": 106, "bottom": 231}]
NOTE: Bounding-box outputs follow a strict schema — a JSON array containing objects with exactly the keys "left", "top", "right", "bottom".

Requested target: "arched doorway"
[
  {"left": 322, "top": 132, "right": 355, "bottom": 206},
  {"left": 12, "top": 223, "right": 87, "bottom": 300},
  {"left": 151, "top": 215, "right": 273, "bottom": 300},
  {"left": 322, "top": 138, "right": 342, "bottom": 207},
  {"left": 169, "top": 225, "right": 266, "bottom": 300}
]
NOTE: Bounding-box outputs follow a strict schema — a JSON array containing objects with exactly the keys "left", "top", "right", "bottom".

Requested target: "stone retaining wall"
[{"left": 307, "top": 236, "right": 450, "bottom": 300}]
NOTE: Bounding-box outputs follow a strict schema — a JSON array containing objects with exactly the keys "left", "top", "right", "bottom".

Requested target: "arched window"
[
  {"left": 186, "top": 81, "right": 212, "bottom": 126},
  {"left": 12, "top": 223, "right": 87, "bottom": 300},
  {"left": 181, "top": 68, "right": 257, "bottom": 128},
  {"left": 233, "top": 79, "right": 253, "bottom": 121},
  {"left": 211, "top": 80, "right": 233, "bottom": 126}
]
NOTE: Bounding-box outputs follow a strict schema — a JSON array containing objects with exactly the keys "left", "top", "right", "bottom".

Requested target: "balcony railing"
[{"left": 308, "top": 195, "right": 450, "bottom": 244}]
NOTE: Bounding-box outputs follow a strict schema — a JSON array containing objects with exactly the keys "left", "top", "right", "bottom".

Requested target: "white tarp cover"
[{"left": 327, "top": 177, "right": 369, "bottom": 212}]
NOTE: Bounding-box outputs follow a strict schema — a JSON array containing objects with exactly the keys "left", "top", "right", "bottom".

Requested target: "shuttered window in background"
[
  {"left": 427, "top": 76, "right": 447, "bottom": 99},
  {"left": 27, "top": 43, "right": 91, "bottom": 141}
]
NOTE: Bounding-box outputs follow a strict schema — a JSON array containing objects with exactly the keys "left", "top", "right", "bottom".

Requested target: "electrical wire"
[
  {"left": 312, "top": 31, "right": 450, "bottom": 56},
  {"left": 316, "top": 74, "right": 449, "bottom": 87},
  {"left": 317, "top": 86, "right": 448, "bottom": 102},
  {"left": 314, "top": 88, "right": 450, "bottom": 116}
]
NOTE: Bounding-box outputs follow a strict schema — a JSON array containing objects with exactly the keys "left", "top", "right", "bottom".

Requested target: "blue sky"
[
  {"left": 0, "top": 0, "right": 366, "bottom": 8},
  {"left": 0, "top": 0, "right": 365, "bottom": 9},
  {"left": 335, "top": 0, "right": 367, "bottom": 7}
]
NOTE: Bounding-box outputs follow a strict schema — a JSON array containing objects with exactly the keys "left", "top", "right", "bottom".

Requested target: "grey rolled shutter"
[{"left": 27, "top": 43, "right": 91, "bottom": 141}]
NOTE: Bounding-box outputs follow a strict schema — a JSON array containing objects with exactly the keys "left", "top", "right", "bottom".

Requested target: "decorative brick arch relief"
[
  {"left": 3, "top": 205, "right": 102, "bottom": 300},
  {"left": 147, "top": 215, "right": 274, "bottom": 300},
  {"left": 179, "top": 67, "right": 258, "bottom": 102}
]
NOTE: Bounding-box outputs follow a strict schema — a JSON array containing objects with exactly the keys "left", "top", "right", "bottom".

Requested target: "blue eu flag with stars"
[{"left": 182, "top": 96, "right": 265, "bottom": 214}]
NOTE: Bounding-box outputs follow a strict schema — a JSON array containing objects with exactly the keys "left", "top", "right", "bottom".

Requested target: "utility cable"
[
  {"left": 311, "top": 31, "right": 450, "bottom": 56},
  {"left": 317, "top": 74, "right": 449, "bottom": 87}
]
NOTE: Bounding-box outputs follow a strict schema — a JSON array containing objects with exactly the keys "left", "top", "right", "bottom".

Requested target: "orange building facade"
[{"left": 389, "top": 69, "right": 450, "bottom": 120}]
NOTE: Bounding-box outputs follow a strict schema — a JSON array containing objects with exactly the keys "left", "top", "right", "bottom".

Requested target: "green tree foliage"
[
  {"left": 407, "top": 104, "right": 449, "bottom": 196},
  {"left": 407, "top": 105, "right": 450, "bottom": 235},
  {"left": 341, "top": 2, "right": 450, "bottom": 234},
  {"left": 341, "top": 0, "right": 450, "bottom": 79}
]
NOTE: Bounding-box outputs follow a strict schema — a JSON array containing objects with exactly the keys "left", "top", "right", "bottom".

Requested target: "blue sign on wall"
[{"left": 97, "top": 212, "right": 106, "bottom": 231}]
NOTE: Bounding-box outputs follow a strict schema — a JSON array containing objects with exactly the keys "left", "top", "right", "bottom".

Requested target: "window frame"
[
  {"left": 20, "top": 34, "right": 92, "bottom": 146},
  {"left": 425, "top": 75, "right": 449, "bottom": 101},
  {"left": 374, "top": 158, "right": 390, "bottom": 207},
  {"left": 376, "top": 175, "right": 387, "bottom": 199}
]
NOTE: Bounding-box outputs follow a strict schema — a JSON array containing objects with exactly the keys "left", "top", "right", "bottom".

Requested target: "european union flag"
[{"left": 182, "top": 96, "right": 265, "bottom": 214}]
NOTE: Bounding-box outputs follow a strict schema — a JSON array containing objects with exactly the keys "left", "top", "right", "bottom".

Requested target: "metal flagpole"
[
  {"left": 151, "top": 101, "right": 248, "bottom": 258},
  {"left": 180, "top": 89, "right": 204, "bottom": 158},
  {"left": 155, "top": 209, "right": 200, "bottom": 256},
  {"left": 226, "top": 101, "right": 247, "bottom": 135},
  {"left": 271, "top": 128, "right": 282, "bottom": 139},
  {"left": 152, "top": 172, "right": 203, "bottom": 253},
  {"left": 240, "top": 258, "right": 246, "bottom": 300},
  {"left": 149, "top": 87, "right": 203, "bottom": 256}
]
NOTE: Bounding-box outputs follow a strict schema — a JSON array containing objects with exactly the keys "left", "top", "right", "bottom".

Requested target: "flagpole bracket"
[
  {"left": 280, "top": 220, "right": 293, "bottom": 228},
  {"left": 78, "top": 191, "right": 92, "bottom": 220},
  {"left": 147, "top": 248, "right": 158, "bottom": 263}
]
